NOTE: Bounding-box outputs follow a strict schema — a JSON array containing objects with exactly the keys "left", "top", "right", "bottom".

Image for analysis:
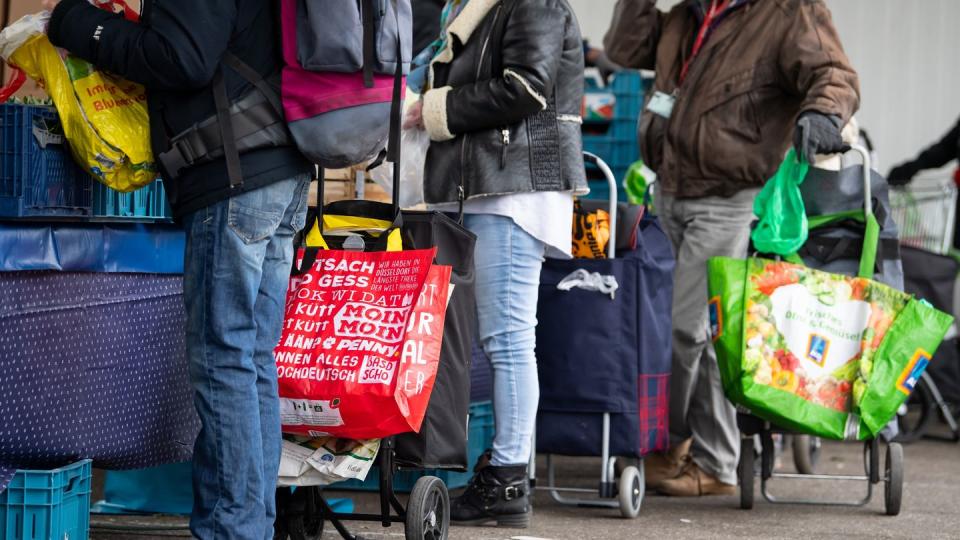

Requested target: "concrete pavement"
[{"left": 89, "top": 430, "right": 960, "bottom": 540}]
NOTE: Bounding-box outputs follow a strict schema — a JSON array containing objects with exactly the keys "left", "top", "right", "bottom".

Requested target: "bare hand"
[
  {"left": 42, "top": 0, "right": 60, "bottom": 10},
  {"left": 403, "top": 99, "right": 424, "bottom": 131}
]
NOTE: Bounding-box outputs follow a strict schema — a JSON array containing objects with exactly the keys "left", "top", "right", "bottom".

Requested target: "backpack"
[{"left": 157, "top": 0, "right": 412, "bottom": 187}]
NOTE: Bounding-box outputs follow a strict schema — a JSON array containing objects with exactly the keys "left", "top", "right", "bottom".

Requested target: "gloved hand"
[
  {"left": 793, "top": 111, "right": 845, "bottom": 164},
  {"left": 887, "top": 162, "right": 919, "bottom": 186}
]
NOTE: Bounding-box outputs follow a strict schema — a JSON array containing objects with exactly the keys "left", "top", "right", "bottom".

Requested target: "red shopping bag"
[{"left": 275, "top": 247, "right": 450, "bottom": 439}]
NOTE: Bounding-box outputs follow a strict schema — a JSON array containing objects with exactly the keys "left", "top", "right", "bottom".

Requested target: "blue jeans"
[
  {"left": 465, "top": 214, "right": 546, "bottom": 467},
  {"left": 182, "top": 175, "right": 311, "bottom": 540}
]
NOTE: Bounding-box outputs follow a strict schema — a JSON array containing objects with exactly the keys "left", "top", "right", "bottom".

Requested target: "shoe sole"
[{"left": 452, "top": 511, "right": 532, "bottom": 528}]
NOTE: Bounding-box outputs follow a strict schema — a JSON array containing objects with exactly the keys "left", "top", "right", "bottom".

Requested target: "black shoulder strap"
[
  {"left": 361, "top": 0, "right": 377, "bottom": 88},
  {"left": 212, "top": 52, "right": 287, "bottom": 189},
  {"left": 222, "top": 52, "right": 284, "bottom": 117},
  {"left": 213, "top": 67, "right": 243, "bottom": 189}
]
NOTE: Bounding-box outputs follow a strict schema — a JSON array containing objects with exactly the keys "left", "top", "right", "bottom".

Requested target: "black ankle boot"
[{"left": 450, "top": 462, "right": 531, "bottom": 527}]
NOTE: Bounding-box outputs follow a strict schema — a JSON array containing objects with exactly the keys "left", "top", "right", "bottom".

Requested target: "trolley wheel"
[
  {"left": 885, "top": 443, "right": 904, "bottom": 516},
  {"left": 738, "top": 437, "right": 755, "bottom": 510},
  {"left": 617, "top": 465, "right": 643, "bottom": 519},
  {"left": 405, "top": 476, "right": 449, "bottom": 540},
  {"left": 273, "top": 488, "right": 323, "bottom": 540},
  {"left": 284, "top": 514, "right": 323, "bottom": 540},
  {"left": 791, "top": 434, "right": 822, "bottom": 474}
]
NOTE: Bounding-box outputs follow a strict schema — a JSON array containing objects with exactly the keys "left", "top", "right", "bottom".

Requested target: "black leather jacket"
[{"left": 420, "top": 0, "right": 587, "bottom": 204}]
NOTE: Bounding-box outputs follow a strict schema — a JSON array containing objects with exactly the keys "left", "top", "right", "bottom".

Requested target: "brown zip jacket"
[{"left": 604, "top": 0, "right": 859, "bottom": 199}]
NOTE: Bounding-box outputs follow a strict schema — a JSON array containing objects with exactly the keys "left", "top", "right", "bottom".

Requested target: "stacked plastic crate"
[
  {"left": 581, "top": 71, "right": 650, "bottom": 202},
  {"left": 0, "top": 103, "right": 172, "bottom": 221}
]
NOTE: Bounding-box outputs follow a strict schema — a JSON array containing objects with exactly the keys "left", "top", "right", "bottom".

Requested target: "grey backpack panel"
[
  {"left": 297, "top": 0, "right": 412, "bottom": 74},
  {"left": 288, "top": 102, "right": 392, "bottom": 169}
]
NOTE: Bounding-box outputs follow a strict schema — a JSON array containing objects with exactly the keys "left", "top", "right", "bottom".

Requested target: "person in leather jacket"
[{"left": 405, "top": 0, "right": 587, "bottom": 528}]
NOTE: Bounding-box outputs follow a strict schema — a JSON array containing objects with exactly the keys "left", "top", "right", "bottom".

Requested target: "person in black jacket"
[
  {"left": 405, "top": 0, "right": 587, "bottom": 528},
  {"left": 44, "top": 1, "right": 313, "bottom": 538}
]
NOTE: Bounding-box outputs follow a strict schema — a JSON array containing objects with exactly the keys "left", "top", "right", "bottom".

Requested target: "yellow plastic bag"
[
  {"left": 0, "top": 13, "right": 157, "bottom": 191},
  {"left": 572, "top": 200, "right": 611, "bottom": 259}
]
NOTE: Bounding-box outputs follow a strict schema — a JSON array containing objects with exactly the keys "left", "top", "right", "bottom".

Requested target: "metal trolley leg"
[{"left": 539, "top": 413, "right": 620, "bottom": 509}]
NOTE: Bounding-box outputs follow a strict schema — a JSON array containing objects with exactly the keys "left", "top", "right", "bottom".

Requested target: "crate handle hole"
[{"left": 65, "top": 475, "right": 79, "bottom": 494}]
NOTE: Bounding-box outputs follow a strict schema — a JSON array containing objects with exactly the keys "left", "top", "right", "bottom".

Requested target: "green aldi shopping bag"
[{"left": 709, "top": 256, "right": 953, "bottom": 440}]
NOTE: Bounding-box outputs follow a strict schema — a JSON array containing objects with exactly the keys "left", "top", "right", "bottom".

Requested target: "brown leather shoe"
[
  {"left": 644, "top": 438, "right": 692, "bottom": 488},
  {"left": 656, "top": 462, "right": 736, "bottom": 497}
]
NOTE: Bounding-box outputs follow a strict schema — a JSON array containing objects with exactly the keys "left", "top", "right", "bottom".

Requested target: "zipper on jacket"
[
  {"left": 459, "top": 3, "right": 502, "bottom": 204},
  {"left": 499, "top": 127, "right": 510, "bottom": 168}
]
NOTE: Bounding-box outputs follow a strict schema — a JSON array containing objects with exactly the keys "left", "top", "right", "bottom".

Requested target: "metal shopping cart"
[
  {"left": 532, "top": 153, "right": 675, "bottom": 518},
  {"left": 889, "top": 175, "right": 958, "bottom": 254}
]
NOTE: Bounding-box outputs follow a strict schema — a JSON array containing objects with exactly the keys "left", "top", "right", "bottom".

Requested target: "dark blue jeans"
[{"left": 182, "top": 175, "right": 310, "bottom": 539}]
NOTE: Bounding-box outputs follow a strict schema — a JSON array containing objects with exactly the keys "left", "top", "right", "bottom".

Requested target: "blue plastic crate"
[
  {"left": 92, "top": 178, "right": 172, "bottom": 219},
  {"left": 333, "top": 401, "right": 495, "bottom": 492},
  {"left": 0, "top": 104, "right": 92, "bottom": 218},
  {"left": 581, "top": 71, "right": 649, "bottom": 202},
  {"left": 0, "top": 460, "right": 92, "bottom": 540}
]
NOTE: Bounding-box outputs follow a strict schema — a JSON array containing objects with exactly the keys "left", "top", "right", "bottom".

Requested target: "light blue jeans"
[
  {"left": 182, "top": 175, "right": 311, "bottom": 540},
  {"left": 465, "top": 214, "right": 546, "bottom": 467}
]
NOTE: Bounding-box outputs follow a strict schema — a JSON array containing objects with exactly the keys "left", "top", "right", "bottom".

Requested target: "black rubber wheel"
[
  {"left": 896, "top": 374, "right": 936, "bottom": 443},
  {"left": 738, "top": 437, "right": 755, "bottom": 510},
  {"left": 885, "top": 443, "right": 904, "bottom": 516},
  {"left": 405, "top": 476, "right": 449, "bottom": 540},
  {"left": 791, "top": 434, "right": 822, "bottom": 475},
  {"left": 618, "top": 465, "right": 643, "bottom": 518},
  {"left": 273, "top": 487, "right": 324, "bottom": 540}
]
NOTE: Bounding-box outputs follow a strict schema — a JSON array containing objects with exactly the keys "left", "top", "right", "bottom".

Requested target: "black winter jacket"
[
  {"left": 891, "top": 117, "right": 960, "bottom": 178},
  {"left": 420, "top": 0, "right": 587, "bottom": 204},
  {"left": 48, "top": 0, "right": 312, "bottom": 218}
]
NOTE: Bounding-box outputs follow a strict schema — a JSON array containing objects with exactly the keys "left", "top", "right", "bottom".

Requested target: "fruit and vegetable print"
[{"left": 744, "top": 259, "right": 909, "bottom": 415}]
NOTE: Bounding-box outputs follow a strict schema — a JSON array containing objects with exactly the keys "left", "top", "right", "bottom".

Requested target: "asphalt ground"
[{"left": 89, "top": 425, "right": 960, "bottom": 540}]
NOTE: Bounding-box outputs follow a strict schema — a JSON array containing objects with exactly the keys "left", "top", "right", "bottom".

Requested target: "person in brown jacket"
[{"left": 605, "top": 0, "right": 859, "bottom": 497}]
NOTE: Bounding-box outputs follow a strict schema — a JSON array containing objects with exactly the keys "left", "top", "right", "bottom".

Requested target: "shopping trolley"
[
  {"left": 532, "top": 153, "right": 675, "bottom": 518},
  {"left": 889, "top": 176, "right": 958, "bottom": 254},
  {"left": 737, "top": 145, "right": 907, "bottom": 516}
]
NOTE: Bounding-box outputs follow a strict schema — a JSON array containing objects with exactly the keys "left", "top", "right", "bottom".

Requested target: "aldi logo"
[
  {"left": 897, "top": 349, "right": 931, "bottom": 394},
  {"left": 806, "top": 334, "right": 830, "bottom": 366},
  {"left": 709, "top": 296, "right": 722, "bottom": 342}
]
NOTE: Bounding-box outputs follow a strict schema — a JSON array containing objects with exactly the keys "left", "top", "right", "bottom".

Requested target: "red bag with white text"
[{"left": 275, "top": 246, "right": 451, "bottom": 439}]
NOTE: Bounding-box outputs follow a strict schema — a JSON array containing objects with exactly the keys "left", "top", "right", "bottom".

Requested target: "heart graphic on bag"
[{"left": 769, "top": 283, "right": 870, "bottom": 377}]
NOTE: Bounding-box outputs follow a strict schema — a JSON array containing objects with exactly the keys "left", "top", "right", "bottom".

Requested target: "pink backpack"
[
  {"left": 279, "top": 0, "right": 411, "bottom": 169},
  {"left": 158, "top": 0, "right": 411, "bottom": 187}
]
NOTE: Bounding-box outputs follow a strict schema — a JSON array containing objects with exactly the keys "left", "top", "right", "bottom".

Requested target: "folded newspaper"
[{"left": 278, "top": 436, "right": 380, "bottom": 487}]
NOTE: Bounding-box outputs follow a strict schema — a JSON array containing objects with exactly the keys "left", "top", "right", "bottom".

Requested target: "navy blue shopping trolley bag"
[{"left": 536, "top": 155, "right": 675, "bottom": 458}]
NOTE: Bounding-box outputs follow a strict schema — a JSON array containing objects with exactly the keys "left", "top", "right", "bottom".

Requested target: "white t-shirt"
[{"left": 434, "top": 191, "right": 574, "bottom": 259}]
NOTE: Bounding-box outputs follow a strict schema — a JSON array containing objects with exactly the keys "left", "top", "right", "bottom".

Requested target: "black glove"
[
  {"left": 887, "top": 162, "right": 919, "bottom": 186},
  {"left": 793, "top": 112, "right": 845, "bottom": 164}
]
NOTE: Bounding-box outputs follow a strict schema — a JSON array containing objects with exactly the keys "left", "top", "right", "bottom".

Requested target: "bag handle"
[
  {"left": 0, "top": 67, "right": 25, "bottom": 103},
  {"left": 787, "top": 143, "right": 878, "bottom": 279},
  {"left": 845, "top": 143, "right": 878, "bottom": 280}
]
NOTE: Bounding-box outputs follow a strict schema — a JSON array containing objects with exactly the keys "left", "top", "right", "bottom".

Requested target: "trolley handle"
[
  {"left": 583, "top": 151, "right": 618, "bottom": 260},
  {"left": 845, "top": 143, "right": 873, "bottom": 217},
  {"left": 839, "top": 143, "right": 878, "bottom": 279}
]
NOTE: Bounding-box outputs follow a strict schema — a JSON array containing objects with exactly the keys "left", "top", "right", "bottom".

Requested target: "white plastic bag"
[{"left": 370, "top": 126, "right": 429, "bottom": 208}]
